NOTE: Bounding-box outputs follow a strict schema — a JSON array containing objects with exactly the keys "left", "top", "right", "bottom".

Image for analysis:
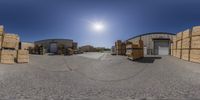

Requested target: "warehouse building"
[
  {"left": 127, "top": 32, "right": 175, "bottom": 55},
  {"left": 34, "top": 39, "right": 77, "bottom": 53}
]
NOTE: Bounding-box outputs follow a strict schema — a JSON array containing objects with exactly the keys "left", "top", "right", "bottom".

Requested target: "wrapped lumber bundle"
[
  {"left": 0, "top": 49, "right": 16, "bottom": 64},
  {"left": 171, "top": 43, "right": 176, "bottom": 50},
  {"left": 126, "top": 40, "right": 144, "bottom": 60},
  {"left": 177, "top": 40, "right": 182, "bottom": 49},
  {"left": 0, "top": 25, "right": 4, "bottom": 34},
  {"left": 115, "top": 40, "right": 122, "bottom": 50},
  {"left": 175, "top": 50, "right": 181, "bottom": 59},
  {"left": 182, "top": 29, "right": 190, "bottom": 39},
  {"left": 2, "top": 33, "right": 19, "bottom": 49},
  {"left": 182, "top": 50, "right": 189, "bottom": 61},
  {"left": 191, "top": 36, "right": 200, "bottom": 48},
  {"left": 17, "top": 50, "right": 29, "bottom": 63},
  {"left": 191, "top": 26, "right": 200, "bottom": 49},
  {"left": 182, "top": 38, "right": 190, "bottom": 49},
  {"left": 192, "top": 26, "right": 200, "bottom": 36},
  {"left": 190, "top": 50, "right": 200, "bottom": 63},
  {"left": 172, "top": 49, "right": 176, "bottom": 57},
  {"left": 176, "top": 32, "right": 183, "bottom": 41}
]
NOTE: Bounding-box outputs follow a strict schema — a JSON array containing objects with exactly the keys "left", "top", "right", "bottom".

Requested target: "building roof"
[
  {"left": 127, "top": 32, "right": 175, "bottom": 41},
  {"left": 35, "top": 38, "right": 73, "bottom": 43}
]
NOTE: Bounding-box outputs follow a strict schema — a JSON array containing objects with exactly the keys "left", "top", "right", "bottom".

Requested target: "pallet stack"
[
  {"left": 126, "top": 39, "right": 144, "bottom": 60},
  {"left": 32, "top": 45, "right": 45, "bottom": 55},
  {"left": 0, "top": 25, "right": 29, "bottom": 64},
  {"left": 171, "top": 26, "right": 200, "bottom": 63},
  {"left": 115, "top": 40, "right": 126, "bottom": 55}
]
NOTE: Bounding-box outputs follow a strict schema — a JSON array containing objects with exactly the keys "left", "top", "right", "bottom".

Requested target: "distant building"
[
  {"left": 34, "top": 39, "right": 77, "bottom": 53},
  {"left": 79, "top": 45, "right": 95, "bottom": 52}
]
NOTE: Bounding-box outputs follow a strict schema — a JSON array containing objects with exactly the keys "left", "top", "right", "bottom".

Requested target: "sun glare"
[{"left": 92, "top": 22, "right": 104, "bottom": 31}]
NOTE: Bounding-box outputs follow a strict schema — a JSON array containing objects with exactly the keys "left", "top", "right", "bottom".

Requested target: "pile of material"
[
  {"left": 115, "top": 40, "right": 126, "bottom": 55},
  {"left": 57, "top": 44, "right": 66, "bottom": 55},
  {"left": 171, "top": 26, "right": 200, "bottom": 63},
  {"left": 30, "top": 45, "right": 45, "bottom": 55},
  {"left": 126, "top": 39, "right": 144, "bottom": 60},
  {"left": 0, "top": 25, "right": 29, "bottom": 64}
]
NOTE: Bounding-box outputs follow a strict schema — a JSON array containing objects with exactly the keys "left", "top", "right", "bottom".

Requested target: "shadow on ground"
[{"left": 133, "top": 57, "right": 162, "bottom": 63}]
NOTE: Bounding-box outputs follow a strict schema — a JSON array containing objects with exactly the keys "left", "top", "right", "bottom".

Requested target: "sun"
[{"left": 92, "top": 22, "right": 104, "bottom": 31}]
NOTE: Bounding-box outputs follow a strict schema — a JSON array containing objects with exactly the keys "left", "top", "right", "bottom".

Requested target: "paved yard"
[{"left": 0, "top": 53, "right": 200, "bottom": 99}]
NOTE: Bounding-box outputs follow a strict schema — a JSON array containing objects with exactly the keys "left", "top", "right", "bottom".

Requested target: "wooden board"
[
  {"left": 190, "top": 50, "right": 200, "bottom": 63},
  {"left": 182, "top": 29, "right": 190, "bottom": 39},
  {"left": 181, "top": 49, "right": 189, "bottom": 61},
  {"left": 182, "top": 38, "right": 190, "bottom": 49},
  {"left": 176, "top": 32, "right": 182, "bottom": 41},
  {"left": 2, "top": 33, "right": 20, "bottom": 49},
  {"left": 177, "top": 40, "right": 182, "bottom": 49},
  {"left": 0, "top": 50, "right": 15, "bottom": 64},
  {"left": 192, "top": 26, "right": 200, "bottom": 36},
  {"left": 191, "top": 36, "right": 200, "bottom": 49}
]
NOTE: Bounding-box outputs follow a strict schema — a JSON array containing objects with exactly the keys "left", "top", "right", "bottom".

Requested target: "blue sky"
[{"left": 0, "top": 0, "right": 200, "bottom": 48}]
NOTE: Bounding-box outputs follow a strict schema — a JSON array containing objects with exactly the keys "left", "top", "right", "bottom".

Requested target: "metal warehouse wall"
[{"left": 128, "top": 33, "right": 175, "bottom": 55}]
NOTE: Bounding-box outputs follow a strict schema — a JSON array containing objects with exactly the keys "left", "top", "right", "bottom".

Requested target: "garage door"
[
  {"left": 159, "top": 46, "right": 169, "bottom": 55},
  {"left": 154, "top": 40, "right": 169, "bottom": 55},
  {"left": 50, "top": 43, "right": 57, "bottom": 53}
]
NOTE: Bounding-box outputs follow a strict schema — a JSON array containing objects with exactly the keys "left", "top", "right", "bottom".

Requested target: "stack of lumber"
[
  {"left": 33, "top": 45, "right": 45, "bottom": 55},
  {"left": 17, "top": 50, "right": 29, "bottom": 63},
  {"left": 126, "top": 39, "right": 144, "bottom": 60},
  {"left": 2, "top": 34, "right": 19, "bottom": 50},
  {"left": 0, "top": 25, "right": 29, "bottom": 64},
  {"left": 57, "top": 44, "right": 66, "bottom": 55},
  {"left": 171, "top": 26, "right": 200, "bottom": 63},
  {"left": 66, "top": 48, "right": 73, "bottom": 55},
  {"left": 115, "top": 40, "right": 126, "bottom": 55},
  {"left": 0, "top": 50, "right": 16, "bottom": 64}
]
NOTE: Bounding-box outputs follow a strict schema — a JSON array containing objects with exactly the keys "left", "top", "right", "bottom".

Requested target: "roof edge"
[{"left": 127, "top": 32, "right": 175, "bottom": 41}]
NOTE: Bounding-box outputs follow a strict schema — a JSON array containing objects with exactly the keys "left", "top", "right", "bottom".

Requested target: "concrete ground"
[{"left": 0, "top": 52, "right": 200, "bottom": 99}]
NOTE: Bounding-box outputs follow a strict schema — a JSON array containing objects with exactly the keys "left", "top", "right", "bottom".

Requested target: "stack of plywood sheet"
[
  {"left": 171, "top": 26, "right": 200, "bottom": 63},
  {"left": 17, "top": 50, "right": 29, "bottom": 63},
  {"left": 115, "top": 40, "right": 126, "bottom": 55},
  {"left": 126, "top": 40, "right": 144, "bottom": 60}
]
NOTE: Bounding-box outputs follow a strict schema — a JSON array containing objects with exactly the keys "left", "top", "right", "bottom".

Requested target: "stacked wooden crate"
[
  {"left": 126, "top": 39, "right": 144, "bottom": 60},
  {"left": 190, "top": 26, "right": 200, "bottom": 63},
  {"left": 171, "top": 26, "right": 200, "bottom": 63},
  {"left": 17, "top": 50, "right": 29, "bottom": 63},
  {"left": 115, "top": 40, "right": 126, "bottom": 55},
  {"left": 0, "top": 25, "right": 29, "bottom": 64}
]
